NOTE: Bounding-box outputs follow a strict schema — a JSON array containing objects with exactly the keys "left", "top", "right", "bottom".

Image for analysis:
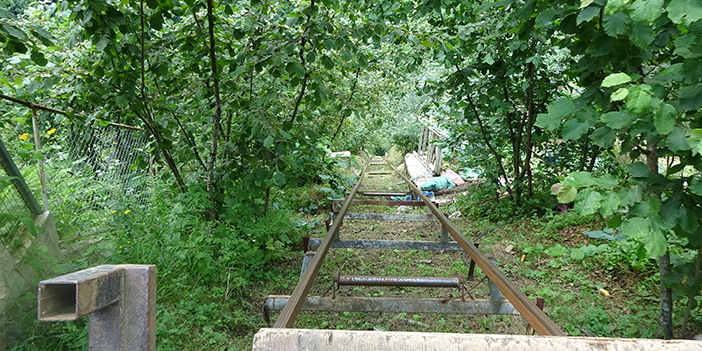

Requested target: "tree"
[{"left": 540, "top": 0, "right": 702, "bottom": 338}]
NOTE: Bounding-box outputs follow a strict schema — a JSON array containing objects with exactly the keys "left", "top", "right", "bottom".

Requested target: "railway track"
[{"left": 267, "top": 155, "right": 564, "bottom": 336}]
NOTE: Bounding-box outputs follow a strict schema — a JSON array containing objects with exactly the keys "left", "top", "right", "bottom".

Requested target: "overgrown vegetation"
[{"left": 2, "top": 0, "right": 702, "bottom": 349}]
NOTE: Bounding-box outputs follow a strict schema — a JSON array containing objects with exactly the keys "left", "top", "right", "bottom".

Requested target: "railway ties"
[{"left": 266, "top": 156, "right": 564, "bottom": 336}]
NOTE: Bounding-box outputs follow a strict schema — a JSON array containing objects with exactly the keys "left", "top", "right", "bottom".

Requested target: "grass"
[{"left": 4, "top": 146, "right": 701, "bottom": 350}]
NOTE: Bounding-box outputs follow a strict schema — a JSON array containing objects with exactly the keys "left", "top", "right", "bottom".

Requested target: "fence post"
[
  {"left": 0, "top": 138, "right": 43, "bottom": 215},
  {"left": 31, "top": 111, "right": 49, "bottom": 211}
]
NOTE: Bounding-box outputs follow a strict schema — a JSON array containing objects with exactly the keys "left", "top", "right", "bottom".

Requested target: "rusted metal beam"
[
  {"left": 336, "top": 275, "right": 461, "bottom": 288},
  {"left": 37, "top": 264, "right": 157, "bottom": 350},
  {"left": 339, "top": 213, "right": 437, "bottom": 221},
  {"left": 368, "top": 171, "right": 391, "bottom": 175},
  {"left": 332, "top": 199, "right": 435, "bottom": 207},
  {"left": 264, "top": 296, "right": 520, "bottom": 315},
  {"left": 356, "top": 191, "right": 411, "bottom": 197},
  {"left": 307, "top": 238, "right": 463, "bottom": 251},
  {"left": 381, "top": 157, "right": 564, "bottom": 336},
  {"left": 274, "top": 159, "right": 372, "bottom": 328}
]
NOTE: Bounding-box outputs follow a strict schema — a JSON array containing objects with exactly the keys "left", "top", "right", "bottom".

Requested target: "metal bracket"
[{"left": 37, "top": 264, "right": 157, "bottom": 351}]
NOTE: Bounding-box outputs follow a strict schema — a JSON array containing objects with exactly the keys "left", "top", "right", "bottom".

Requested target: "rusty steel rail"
[
  {"left": 273, "top": 158, "right": 372, "bottom": 328},
  {"left": 336, "top": 275, "right": 461, "bottom": 288},
  {"left": 37, "top": 264, "right": 157, "bottom": 350},
  {"left": 381, "top": 157, "right": 564, "bottom": 336},
  {"left": 264, "top": 296, "right": 520, "bottom": 315},
  {"left": 332, "top": 199, "right": 434, "bottom": 207}
]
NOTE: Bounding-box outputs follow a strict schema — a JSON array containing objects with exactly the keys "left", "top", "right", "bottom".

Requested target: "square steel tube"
[{"left": 37, "top": 264, "right": 156, "bottom": 351}]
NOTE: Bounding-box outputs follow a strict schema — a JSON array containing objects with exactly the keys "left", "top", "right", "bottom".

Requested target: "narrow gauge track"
[{"left": 270, "top": 156, "right": 564, "bottom": 336}]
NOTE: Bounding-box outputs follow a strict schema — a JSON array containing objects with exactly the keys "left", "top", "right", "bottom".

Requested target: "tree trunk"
[
  {"left": 206, "top": 0, "right": 223, "bottom": 221},
  {"left": 681, "top": 247, "right": 701, "bottom": 338},
  {"left": 647, "top": 142, "right": 673, "bottom": 339}
]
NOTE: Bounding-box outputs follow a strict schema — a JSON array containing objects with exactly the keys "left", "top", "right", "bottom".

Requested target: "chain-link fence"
[
  {"left": 1, "top": 111, "right": 153, "bottom": 239},
  {"left": 41, "top": 120, "right": 153, "bottom": 235}
]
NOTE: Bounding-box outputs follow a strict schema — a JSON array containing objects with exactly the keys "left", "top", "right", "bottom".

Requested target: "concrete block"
[{"left": 252, "top": 328, "right": 702, "bottom": 351}]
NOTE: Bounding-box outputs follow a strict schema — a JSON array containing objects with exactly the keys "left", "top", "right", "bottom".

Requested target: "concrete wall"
[
  {"left": 252, "top": 328, "right": 702, "bottom": 351},
  {"left": 0, "top": 211, "right": 61, "bottom": 348}
]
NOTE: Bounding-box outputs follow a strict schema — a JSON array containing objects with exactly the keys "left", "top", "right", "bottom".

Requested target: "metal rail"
[
  {"left": 336, "top": 275, "right": 461, "bottom": 288},
  {"left": 37, "top": 264, "right": 157, "bottom": 350},
  {"left": 307, "top": 238, "right": 463, "bottom": 251},
  {"left": 273, "top": 159, "right": 372, "bottom": 328},
  {"left": 381, "top": 156, "right": 564, "bottom": 336},
  {"left": 265, "top": 296, "right": 520, "bottom": 315}
]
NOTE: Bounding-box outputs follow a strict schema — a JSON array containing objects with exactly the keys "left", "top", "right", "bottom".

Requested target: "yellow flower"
[
  {"left": 19, "top": 133, "right": 30, "bottom": 141},
  {"left": 119, "top": 245, "right": 123, "bottom": 249},
  {"left": 127, "top": 241, "right": 130, "bottom": 244},
  {"left": 111, "top": 210, "right": 117, "bottom": 213},
  {"left": 47, "top": 128, "right": 57, "bottom": 135},
  {"left": 124, "top": 209, "right": 131, "bottom": 214}
]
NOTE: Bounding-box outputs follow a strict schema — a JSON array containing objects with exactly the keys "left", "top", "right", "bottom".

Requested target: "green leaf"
[
  {"left": 0, "top": 8, "right": 17, "bottom": 20},
  {"left": 568, "top": 172, "right": 597, "bottom": 187},
  {"left": 2, "top": 24, "right": 27, "bottom": 41},
  {"left": 263, "top": 135, "right": 274, "bottom": 148},
  {"left": 30, "top": 50, "right": 47, "bottom": 66},
  {"left": 605, "top": 0, "right": 626, "bottom": 15},
  {"left": 667, "top": 0, "right": 702, "bottom": 25},
  {"left": 601, "top": 111, "right": 631, "bottom": 129},
  {"left": 150, "top": 15, "right": 163, "bottom": 30},
  {"left": 548, "top": 98, "right": 577, "bottom": 117},
  {"left": 580, "top": 0, "right": 594, "bottom": 8},
  {"left": 603, "top": 12, "right": 630, "bottom": 37},
  {"left": 677, "top": 207, "right": 699, "bottom": 233},
  {"left": 274, "top": 172, "right": 286, "bottom": 187},
  {"left": 575, "top": 189, "right": 602, "bottom": 216},
  {"left": 146, "top": 0, "right": 159, "bottom": 9},
  {"left": 645, "top": 216, "right": 668, "bottom": 258},
  {"left": 570, "top": 248, "right": 585, "bottom": 260},
  {"left": 622, "top": 217, "right": 650, "bottom": 239},
  {"left": 629, "top": 162, "right": 650, "bottom": 177},
  {"left": 602, "top": 73, "right": 632, "bottom": 88},
  {"left": 545, "top": 244, "right": 568, "bottom": 257},
  {"left": 626, "top": 86, "right": 652, "bottom": 114},
  {"left": 654, "top": 103, "right": 676, "bottom": 135},
  {"left": 619, "top": 187, "right": 642, "bottom": 207},
  {"left": 577, "top": 6, "right": 600, "bottom": 25},
  {"left": 667, "top": 127, "right": 690, "bottom": 151},
  {"left": 630, "top": 0, "right": 664, "bottom": 22},
  {"left": 535, "top": 113, "right": 561, "bottom": 130},
  {"left": 95, "top": 37, "right": 108, "bottom": 52},
  {"left": 591, "top": 126, "right": 616, "bottom": 147},
  {"left": 557, "top": 184, "right": 577, "bottom": 203},
  {"left": 599, "top": 191, "right": 621, "bottom": 216},
  {"left": 690, "top": 176, "right": 702, "bottom": 196},
  {"left": 630, "top": 22, "right": 656, "bottom": 49},
  {"left": 562, "top": 119, "right": 591, "bottom": 140},
  {"left": 680, "top": 85, "right": 702, "bottom": 111},
  {"left": 611, "top": 88, "right": 629, "bottom": 101},
  {"left": 21, "top": 217, "right": 38, "bottom": 236},
  {"left": 594, "top": 174, "right": 620, "bottom": 187}
]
